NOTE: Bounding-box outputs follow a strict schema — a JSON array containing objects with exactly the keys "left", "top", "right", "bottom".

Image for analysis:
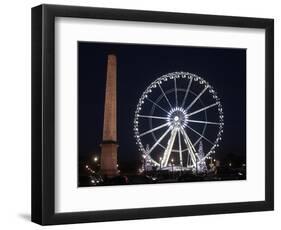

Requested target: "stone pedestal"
[{"left": 100, "top": 142, "right": 118, "bottom": 177}]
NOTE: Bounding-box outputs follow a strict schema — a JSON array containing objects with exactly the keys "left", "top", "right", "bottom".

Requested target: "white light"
[{"left": 174, "top": 116, "right": 179, "bottom": 121}]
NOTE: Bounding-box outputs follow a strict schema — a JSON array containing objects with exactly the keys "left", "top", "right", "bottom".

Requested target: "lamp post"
[{"left": 92, "top": 156, "right": 99, "bottom": 173}]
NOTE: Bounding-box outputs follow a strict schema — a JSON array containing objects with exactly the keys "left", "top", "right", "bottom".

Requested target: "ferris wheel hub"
[{"left": 167, "top": 107, "right": 188, "bottom": 128}]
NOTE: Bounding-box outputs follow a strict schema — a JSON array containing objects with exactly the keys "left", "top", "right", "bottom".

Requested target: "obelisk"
[{"left": 100, "top": 54, "right": 118, "bottom": 177}]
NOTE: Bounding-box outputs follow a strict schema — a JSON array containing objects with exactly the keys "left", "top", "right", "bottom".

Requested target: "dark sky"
[{"left": 78, "top": 42, "right": 246, "bottom": 169}]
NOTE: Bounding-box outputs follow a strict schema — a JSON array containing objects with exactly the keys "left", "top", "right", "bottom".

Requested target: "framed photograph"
[{"left": 31, "top": 4, "right": 274, "bottom": 225}]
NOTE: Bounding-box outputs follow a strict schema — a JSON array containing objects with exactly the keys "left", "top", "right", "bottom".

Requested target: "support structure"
[{"left": 100, "top": 54, "right": 118, "bottom": 177}]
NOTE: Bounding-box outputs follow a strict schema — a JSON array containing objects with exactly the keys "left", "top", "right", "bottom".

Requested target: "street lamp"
[{"left": 93, "top": 156, "right": 98, "bottom": 162}]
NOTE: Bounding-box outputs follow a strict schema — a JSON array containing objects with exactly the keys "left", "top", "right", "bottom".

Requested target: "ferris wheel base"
[{"left": 158, "top": 166, "right": 194, "bottom": 172}]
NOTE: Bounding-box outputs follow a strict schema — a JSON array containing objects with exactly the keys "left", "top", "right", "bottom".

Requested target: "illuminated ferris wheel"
[{"left": 134, "top": 72, "right": 224, "bottom": 171}]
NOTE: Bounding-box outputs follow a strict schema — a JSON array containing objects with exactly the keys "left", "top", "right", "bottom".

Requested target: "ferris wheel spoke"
[
  {"left": 174, "top": 78, "right": 178, "bottom": 107},
  {"left": 138, "top": 114, "right": 167, "bottom": 120},
  {"left": 158, "top": 83, "right": 173, "bottom": 109},
  {"left": 146, "top": 97, "right": 169, "bottom": 113},
  {"left": 187, "top": 102, "right": 219, "bottom": 117},
  {"left": 147, "top": 126, "right": 172, "bottom": 155},
  {"left": 139, "top": 122, "right": 169, "bottom": 137},
  {"left": 187, "top": 119, "right": 221, "bottom": 125},
  {"left": 185, "top": 86, "right": 209, "bottom": 112},
  {"left": 177, "top": 129, "right": 183, "bottom": 166},
  {"left": 181, "top": 77, "right": 193, "bottom": 108},
  {"left": 186, "top": 125, "right": 214, "bottom": 146},
  {"left": 193, "top": 137, "right": 202, "bottom": 148}
]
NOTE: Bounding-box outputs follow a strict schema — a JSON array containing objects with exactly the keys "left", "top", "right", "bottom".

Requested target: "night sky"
[{"left": 78, "top": 42, "right": 246, "bottom": 171}]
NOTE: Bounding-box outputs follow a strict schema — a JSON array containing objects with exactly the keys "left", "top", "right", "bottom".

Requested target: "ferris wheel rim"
[{"left": 134, "top": 71, "right": 224, "bottom": 167}]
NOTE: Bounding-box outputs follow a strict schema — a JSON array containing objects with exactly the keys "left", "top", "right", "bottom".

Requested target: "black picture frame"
[{"left": 31, "top": 4, "right": 274, "bottom": 225}]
